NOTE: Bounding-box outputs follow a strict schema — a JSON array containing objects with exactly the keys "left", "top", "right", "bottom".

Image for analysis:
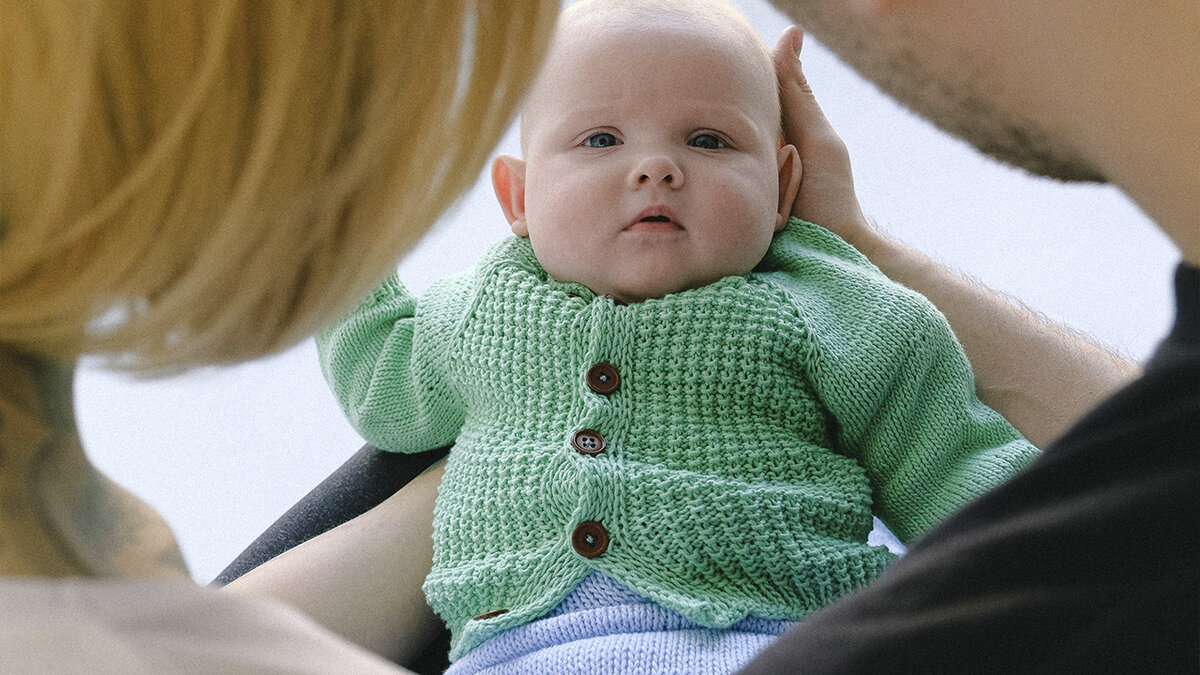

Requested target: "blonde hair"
[{"left": 0, "top": 0, "right": 556, "bottom": 371}]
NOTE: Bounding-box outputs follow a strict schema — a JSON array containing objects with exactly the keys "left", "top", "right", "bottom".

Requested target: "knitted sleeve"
[
  {"left": 762, "top": 219, "right": 1040, "bottom": 544},
  {"left": 316, "top": 273, "right": 467, "bottom": 454}
]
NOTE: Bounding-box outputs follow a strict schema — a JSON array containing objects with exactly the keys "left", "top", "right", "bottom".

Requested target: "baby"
[{"left": 318, "top": 0, "right": 1039, "bottom": 671}]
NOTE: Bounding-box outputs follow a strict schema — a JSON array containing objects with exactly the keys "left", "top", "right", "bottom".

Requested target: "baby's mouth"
[{"left": 625, "top": 207, "right": 683, "bottom": 232}]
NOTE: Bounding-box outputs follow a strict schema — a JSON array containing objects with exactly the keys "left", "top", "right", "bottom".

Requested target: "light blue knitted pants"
[{"left": 445, "top": 573, "right": 795, "bottom": 675}]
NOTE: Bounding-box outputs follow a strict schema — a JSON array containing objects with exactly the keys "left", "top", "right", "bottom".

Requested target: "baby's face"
[{"left": 501, "top": 14, "right": 796, "bottom": 303}]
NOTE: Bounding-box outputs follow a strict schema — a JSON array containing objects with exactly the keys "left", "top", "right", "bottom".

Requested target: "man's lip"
[{"left": 624, "top": 206, "right": 683, "bottom": 231}]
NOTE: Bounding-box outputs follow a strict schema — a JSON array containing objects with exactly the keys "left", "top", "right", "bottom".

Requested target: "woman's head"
[{"left": 0, "top": 0, "right": 555, "bottom": 371}]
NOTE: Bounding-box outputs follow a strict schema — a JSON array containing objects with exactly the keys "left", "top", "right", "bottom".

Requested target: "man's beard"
[
  {"left": 825, "top": 27, "right": 1108, "bottom": 184},
  {"left": 928, "top": 83, "right": 1108, "bottom": 183}
]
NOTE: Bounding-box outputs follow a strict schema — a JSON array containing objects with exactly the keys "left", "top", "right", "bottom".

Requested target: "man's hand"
[{"left": 772, "top": 26, "right": 882, "bottom": 259}]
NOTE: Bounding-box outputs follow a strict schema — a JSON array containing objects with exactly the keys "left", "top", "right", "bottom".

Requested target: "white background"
[{"left": 77, "top": 0, "right": 1180, "bottom": 584}]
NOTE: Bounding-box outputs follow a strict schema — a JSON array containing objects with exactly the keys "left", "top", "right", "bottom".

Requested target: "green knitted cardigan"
[{"left": 317, "top": 218, "right": 1039, "bottom": 659}]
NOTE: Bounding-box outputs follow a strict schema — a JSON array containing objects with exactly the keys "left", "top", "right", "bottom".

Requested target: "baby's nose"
[{"left": 629, "top": 155, "right": 684, "bottom": 189}]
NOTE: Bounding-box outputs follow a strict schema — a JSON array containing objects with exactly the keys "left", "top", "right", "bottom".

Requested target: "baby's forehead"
[
  {"left": 521, "top": 1, "right": 778, "bottom": 148},
  {"left": 557, "top": 0, "right": 770, "bottom": 69}
]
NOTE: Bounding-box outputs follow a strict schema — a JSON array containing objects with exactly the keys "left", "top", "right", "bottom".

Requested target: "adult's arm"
[
  {"left": 223, "top": 455, "right": 450, "bottom": 668},
  {"left": 214, "top": 444, "right": 450, "bottom": 673},
  {"left": 773, "top": 27, "right": 1138, "bottom": 448},
  {"left": 214, "top": 444, "right": 447, "bottom": 586}
]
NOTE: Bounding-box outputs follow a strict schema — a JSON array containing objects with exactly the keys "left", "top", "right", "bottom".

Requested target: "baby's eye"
[
  {"left": 688, "top": 133, "right": 727, "bottom": 150},
  {"left": 584, "top": 132, "right": 620, "bottom": 148}
]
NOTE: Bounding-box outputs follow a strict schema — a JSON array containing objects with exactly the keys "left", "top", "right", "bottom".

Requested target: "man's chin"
[
  {"left": 919, "top": 89, "right": 1109, "bottom": 184},
  {"left": 972, "top": 132, "right": 1108, "bottom": 184}
]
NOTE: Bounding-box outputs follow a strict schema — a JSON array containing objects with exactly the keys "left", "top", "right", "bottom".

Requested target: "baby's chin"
[{"left": 586, "top": 272, "right": 746, "bottom": 305}]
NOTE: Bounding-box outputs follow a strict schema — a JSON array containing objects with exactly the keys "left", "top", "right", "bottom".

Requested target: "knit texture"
[{"left": 317, "top": 218, "right": 1040, "bottom": 660}]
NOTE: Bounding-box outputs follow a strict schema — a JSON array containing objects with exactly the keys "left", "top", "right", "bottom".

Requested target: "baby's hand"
[{"left": 773, "top": 26, "right": 881, "bottom": 258}]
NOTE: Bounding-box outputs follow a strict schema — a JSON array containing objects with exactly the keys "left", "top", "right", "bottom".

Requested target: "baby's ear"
[
  {"left": 775, "top": 144, "right": 801, "bottom": 231},
  {"left": 491, "top": 154, "right": 529, "bottom": 236}
]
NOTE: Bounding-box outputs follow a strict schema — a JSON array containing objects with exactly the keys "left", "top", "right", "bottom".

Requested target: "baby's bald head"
[{"left": 520, "top": 0, "right": 780, "bottom": 153}]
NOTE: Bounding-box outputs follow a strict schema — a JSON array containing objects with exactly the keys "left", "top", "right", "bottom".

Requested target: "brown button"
[
  {"left": 572, "top": 521, "right": 609, "bottom": 558},
  {"left": 570, "top": 429, "right": 606, "bottom": 455},
  {"left": 473, "top": 609, "right": 509, "bottom": 621},
  {"left": 586, "top": 363, "right": 620, "bottom": 395}
]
